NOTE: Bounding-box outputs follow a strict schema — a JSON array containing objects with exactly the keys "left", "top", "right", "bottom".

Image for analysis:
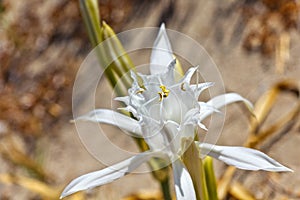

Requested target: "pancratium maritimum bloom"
[{"left": 61, "top": 24, "right": 292, "bottom": 199}]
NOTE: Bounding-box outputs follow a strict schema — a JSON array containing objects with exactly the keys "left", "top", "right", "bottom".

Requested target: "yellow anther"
[
  {"left": 158, "top": 92, "right": 163, "bottom": 101},
  {"left": 160, "top": 85, "right": 170, "bottom": 95},
  {"left": 136, "top": 88, "right": 145, "bottom": 94},
  {"left": 180, "top": 83, "right": 186, "bottom": 91},
  {"left": 158, "top": 85, "right": 170, "bottom": 101}
]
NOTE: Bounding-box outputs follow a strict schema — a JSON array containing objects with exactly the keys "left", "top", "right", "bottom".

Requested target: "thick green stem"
[
  {"left": 79, "top": 0, "right": 119, "bottom": 92},
  {"left": 203, "top": 156, "right": 218, "bottom": 200},
  {"left": 79, "top": 0, "right": 102, "bottom": 46},
  {"left": 160, "top": 176, "right": 172, "bottom": 200},
  {"left": 135, "top": 139, "right": 172, "bottom": 199},
  {"left": 102, "top": 22, "right": 133, "bottom": 88},
  {"left": 182, "top": 138, "right": 208, "bottom": 200}
]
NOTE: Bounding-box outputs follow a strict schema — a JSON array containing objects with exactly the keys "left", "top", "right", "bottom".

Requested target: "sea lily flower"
[{"left": 61, "top": 24, "right": 292, "bottom": 199}]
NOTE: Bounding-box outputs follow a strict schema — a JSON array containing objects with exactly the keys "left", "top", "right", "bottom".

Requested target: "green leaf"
[
  {"left": 203, "top": 156, "right": 218, "bottom": 200},
  {"left": 79, "top": 0, "right": 103, "bottom": 47}
]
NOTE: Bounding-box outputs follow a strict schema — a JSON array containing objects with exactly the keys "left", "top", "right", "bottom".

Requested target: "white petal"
[
  {"left": 190, "top": 82, "right": 215, "bottom": 98},
  {"left": 162, "top": 59, "right": 176, "bottom": 85},
  {"left": 117, "top": 105, "right": 138, "bottom": 118},
  {"left": 130, "top": 70, "right": 140, "bottom": 87},
  {"left": 199, "top": 93, "right": 253, "bottom": 121},
  {"left": 172, "top": 159, "right": 197, "bottom": 200},
  {"left": 183, "top": 108, "right": 200, "bottom": 125},
  {"left": 197, "top": 121, "right": 208, "bottom": 131},
  {"left": 179, "top": 66, "right": 198, "bottom": 84},
  {"left": 73, "top": 109, "right": 142, "bottom": 137},
  {"left": 150, "top": 23, "right": 173, "bottom": 75},
  {"left": 60, "top": 151, "right": 164, "bottom": 198},
  {"left": 114, "top": 96, "right": 130, "bottom": 105},
  {"left": 199, "top": 102, "right": 221, "bottom": 114},
  {"left": 198, "top": 143, "right": 293, "bottom": 172},
  {"left": 163, "top": 120, "right": 181, "bottom": 153},
  {"left": 129, "top": 71, "right": 145, "bottom": 95},
  {"left": 140, "top": 115, "right": 165, "bottom": 150}
]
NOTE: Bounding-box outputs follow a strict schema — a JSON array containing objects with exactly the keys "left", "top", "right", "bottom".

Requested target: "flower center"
[{"left": 158, "top": 85, "right": 170, "bottom": 101}]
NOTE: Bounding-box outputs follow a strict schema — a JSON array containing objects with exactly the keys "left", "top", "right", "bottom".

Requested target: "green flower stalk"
[
  {"left": 79, "top": 0, "right": 130, "bottom": 94},
  {"left": 79, "top": 0, "right": 103, "bottom": 46},
  {"left": 203, "top": 157, "right": 218, "bottom": 200}
]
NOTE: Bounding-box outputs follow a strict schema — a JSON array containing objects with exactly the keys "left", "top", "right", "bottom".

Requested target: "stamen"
[
  {"left": 158, "top": 85, "right": 170, "bottom": 101},
  {"left": 136, "top": 88, "right": 145, "bottom": 94},
  {"left": 158, "top": 92, "right": 163, "bottom": 102},
  {"left": 180, "top": 83, "right": 186, "bottom": 91}
]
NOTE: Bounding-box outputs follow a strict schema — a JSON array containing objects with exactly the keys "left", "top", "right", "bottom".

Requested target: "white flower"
[{"left": 61, "top": 24, "right": 292, "bottom": 199}]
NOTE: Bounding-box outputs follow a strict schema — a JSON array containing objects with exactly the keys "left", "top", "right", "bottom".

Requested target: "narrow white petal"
[
  {"left": 114, "top": 96, "right": 130, "bottom": 105},
  {"left": 183, "top": 108, "right": 200, "bottom": 125},
  {"left": 163, "top": 59, "right": 176, "bottom": 85},
  {"left": 190, "top": 82, "right": 215, "bottom": 98},
  {"left": 73, "top": 109, "right": 142, "bottom": 137},
  {"left": 150, "top": 23, "right": 173, "bottom": 75},
  {"left": 172, "top": 159, "right": 197, "bottom": 200},
  {"left": 179, "top": 66, "right": 198, "bottom": 84},
  {"left": 163, "top": 120, "right": 181, "bottom": 153},
  {"left": 117, "top": 105, "right": 138, "bottom": 117},
  {"left": 130, "top": 70, "right": 140, "bottom": 86},
  {"left": 60, "top": 151, "right": 164, "bottom": 198},
  {"left": 199, "top": 93, "right": 253, "bottom": 121},
  {"left": 197, "top": 121, "right": 208, "bottom": 131},
  {"left": 140, "top": 115, "right": 165, "bottom": 150},
  {"left": 199, "top": 102, "right": 221, "bottom": 113},
  {"left": 198, "top": 143, "right": 293, "bottom": 172}
]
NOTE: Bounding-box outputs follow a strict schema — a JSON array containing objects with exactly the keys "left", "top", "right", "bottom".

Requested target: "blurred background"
[{"left": 0, "top": 0, "right": 300, "bottom": 199}]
